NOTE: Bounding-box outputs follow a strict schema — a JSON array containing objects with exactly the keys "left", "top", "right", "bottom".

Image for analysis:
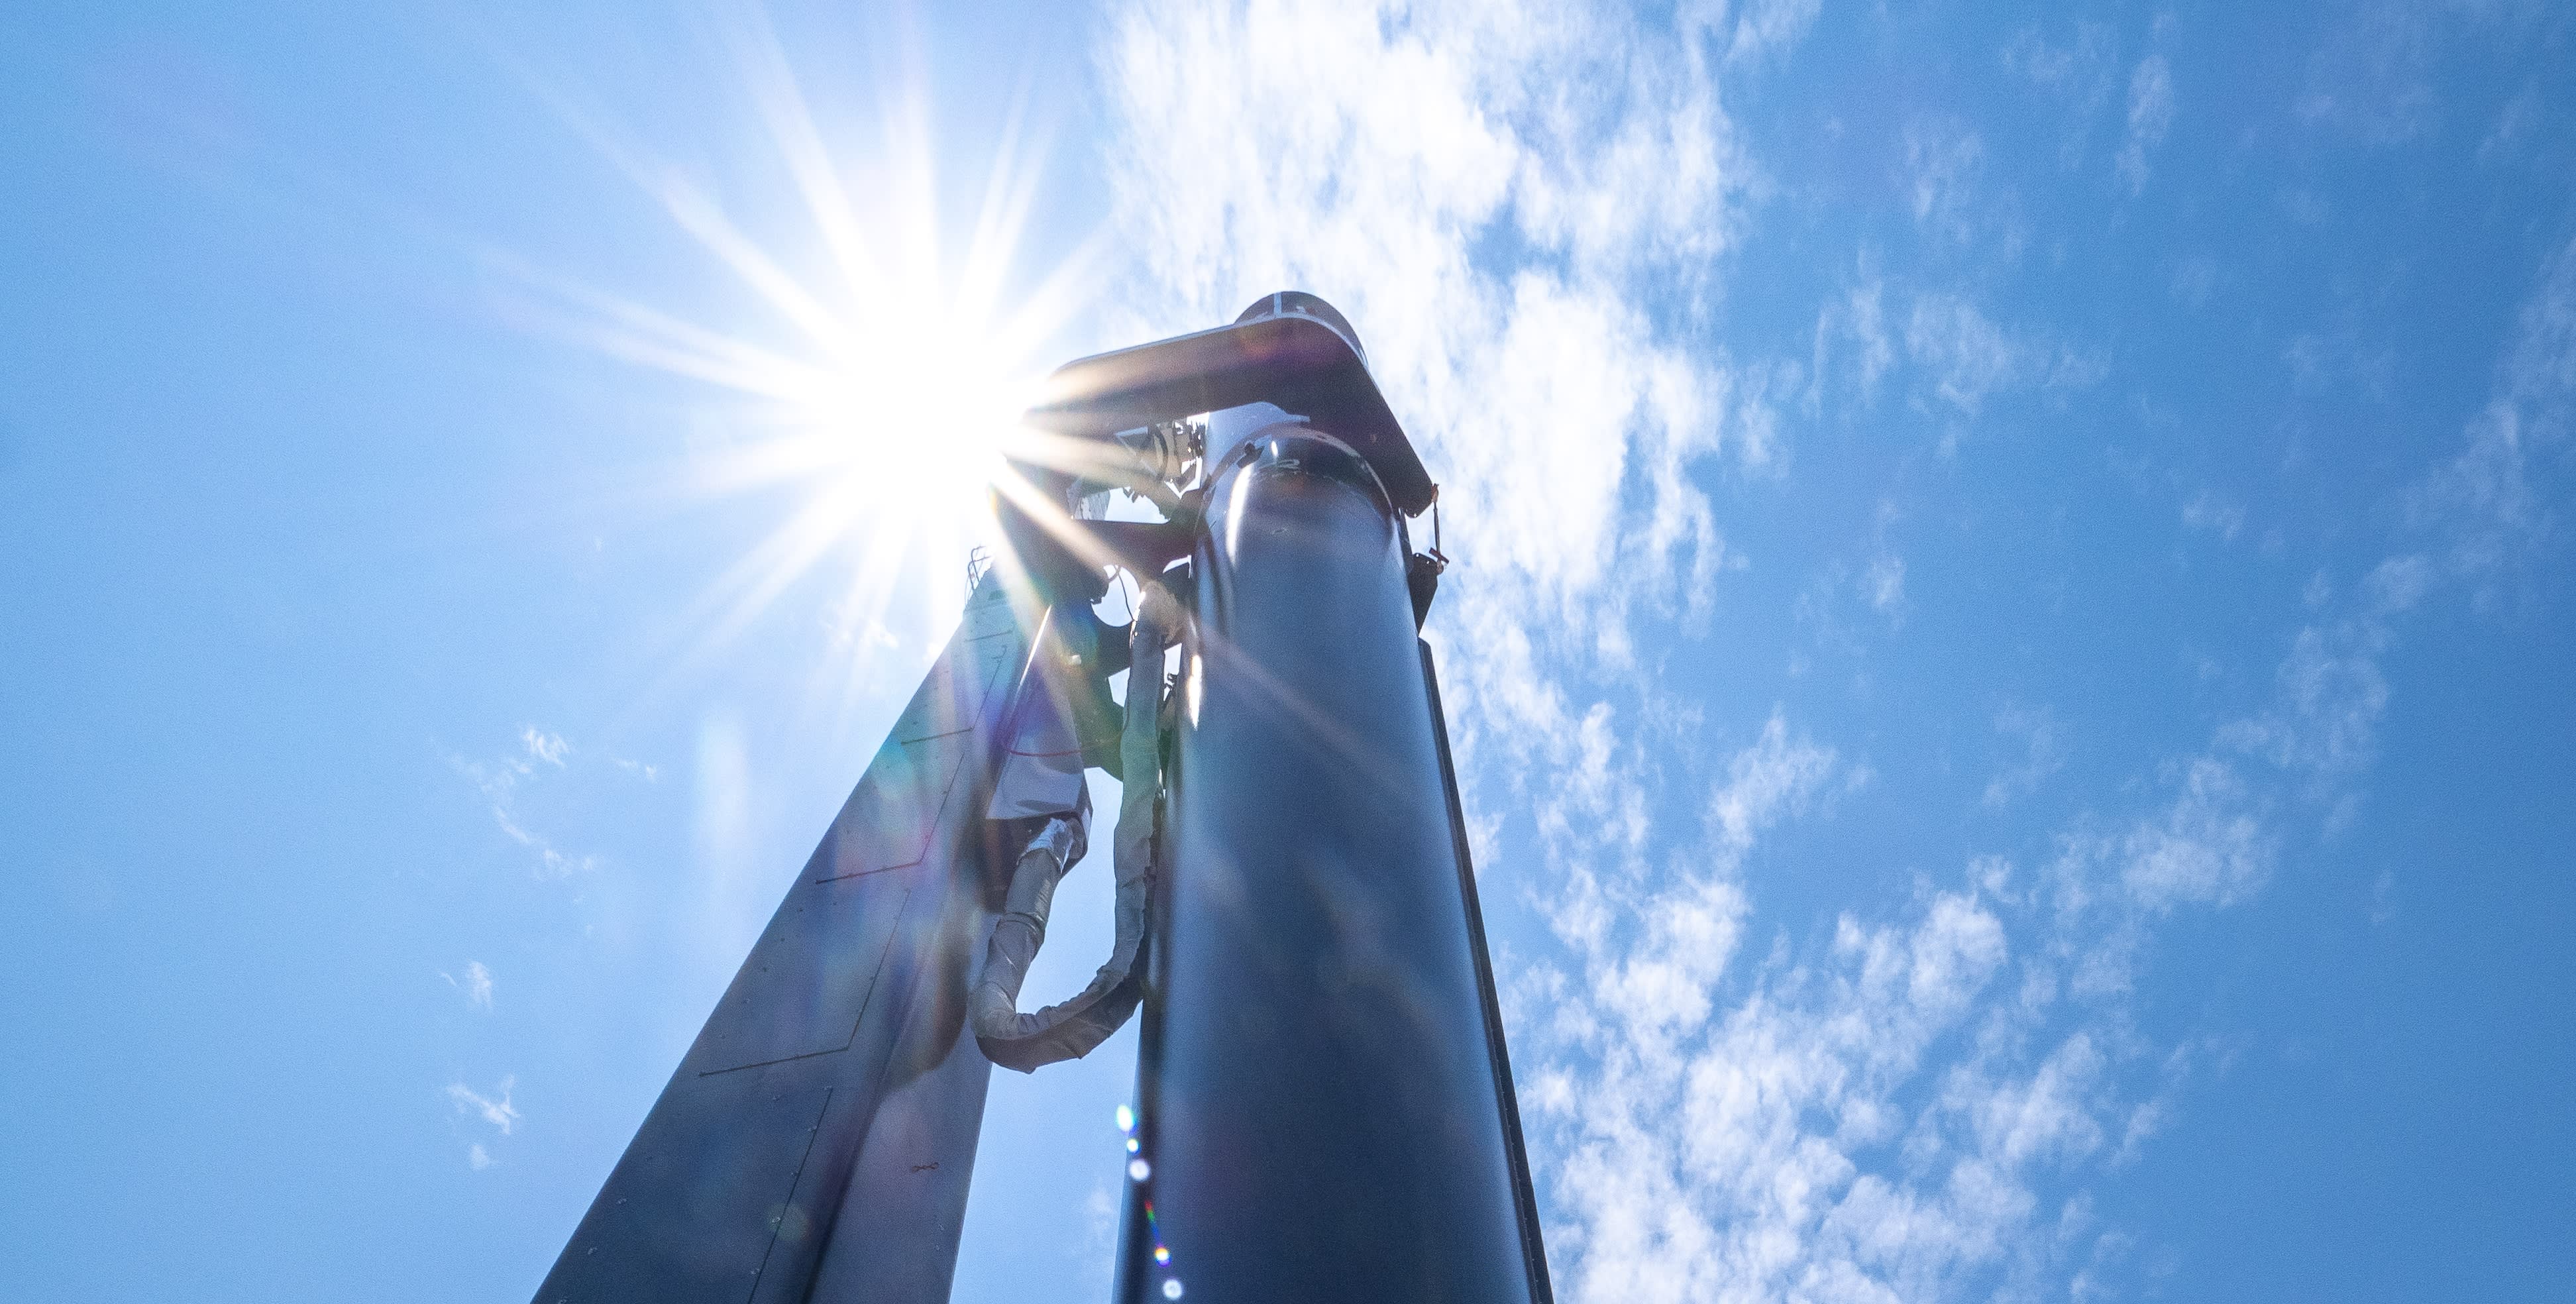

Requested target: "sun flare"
[{"left": 499, "top": 7, "right": 1100, "bottom": 717}]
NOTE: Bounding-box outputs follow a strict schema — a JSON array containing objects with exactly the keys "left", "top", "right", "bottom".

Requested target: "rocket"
[{"left": 534, "top": 294, "right": 1551, "bottom": 1304}]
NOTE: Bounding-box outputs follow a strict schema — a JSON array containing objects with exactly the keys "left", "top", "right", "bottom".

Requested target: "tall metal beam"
[{"left": 533, "top": 578, "right": 1037, "bottom": 1304}]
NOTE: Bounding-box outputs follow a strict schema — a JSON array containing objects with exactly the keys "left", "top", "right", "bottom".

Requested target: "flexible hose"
[{"left": 971, "top": 580, "right": 1183, "bottom": 1072}]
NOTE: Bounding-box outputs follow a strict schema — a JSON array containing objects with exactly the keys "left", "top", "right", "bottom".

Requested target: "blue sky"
[{"left": 3, "top": 1, "right": 2572, "bottom": 1301}]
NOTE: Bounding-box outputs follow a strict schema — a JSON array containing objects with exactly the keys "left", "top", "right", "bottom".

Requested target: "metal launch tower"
[{"left": 535, "top": 294, "right": 1552, "bottom": 1303}]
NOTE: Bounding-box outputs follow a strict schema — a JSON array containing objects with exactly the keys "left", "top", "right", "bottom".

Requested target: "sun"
[{"left": 490, "top": 6, "right": 1101, "bottom": 718}]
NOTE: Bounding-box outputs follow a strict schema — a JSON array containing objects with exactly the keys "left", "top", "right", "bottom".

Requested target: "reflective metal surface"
[
  {"left": 1022, "top": 310, "right": 1435, "bottom": 516},
  {"left": 1118, "top": 427, "right": 1538, "bottom": 1304}
]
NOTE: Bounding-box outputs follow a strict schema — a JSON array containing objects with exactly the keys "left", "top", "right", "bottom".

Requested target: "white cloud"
[
  {"left": 2370, "top": 869, "right": 2399, "bottom": 925},
  {"left": 1723, "top": 0, "right": 1821, "bottom": 69},
  {"left": 1843, "top": 276, "right": 1893, "bottom": 405},
  {"left": 1864, "top": 553, "right": 1906, "bottom": 622},
  {"left": 2216, "top": 602, "right": 2400, "bottom": 785},
  {"left": 1905, "top": 295, "right": 2019, "bottom": 417},
  {"left": 1493, "top": 424, "right": 2510, "bottom": 1297},
  {"left": 448, "top": 1075, "right": 520, "bottom": 1136},
  {"left": 2002, "top": 21, "right": 2114, "bottom": 117},
  {"left": 2112, "top": 757, "right": 2271, "bottom": 912},
  {"left": 1519, "top": 559, "right": 2463, "bottom": 1298},
  {"left": 2283, "top": 325, "right": 2398, "bottom": 402},
  {"left": 2181, "top": 489, "right": 2245, "bottom": 542},
  {"left": 1809, "top": 262, "right": 1902, "bottom": 419},
  {"left": 2411, "top": 233, "right": 2576, "bottom": 589},
  {"left": 521, "top": 726, "right": 570, "bottom": 767},
  {"left": 441, "top": 959, "right": 495, "bottom": 1010},
  {"left": 1984, "top": 705, "right": 2065, "bottom": 809},
  {"left": 1904, "top": 116, "right": 1987, "bottom": 246},
  {"left": 2277, "top": 186, "right": 2331, "bottom": 226},
  {"left": 1710, "top": 713, "right": 1837, "bottom": 857},
  {"left": 1903, "top": 293, "right": 2103, "bottom": 419},
  {"left": 2116, "top": 54, "right": 2173, "bottom": 193},
  {"left": 2002, "top": 20, "right": 2118, "bottom": 173},
  {"left": 2006, "top": 19, "right": 2172, "bottom": 194},
  {"left": 1100, "top": 0, "right": 1783, "bottom": 644},
  {"left": 1533, "top": 779, "right": 2110, "bottom": 1303},
  {"left": 2294, "top": 3, "right": 2526, "bottom": 148},
  {"left": 1519, "top": 717, "right": 2147, "bottom": 1304},
  {"left": 454, "top": 727, "right": 600, "bottom": 878},
  {"left": 2169, "top": 254, "right": 2218, "bottom": 309},
  {"left": 468, "top": 1142, "right": 496, "bottom": 1171},
  {"left": 1083, "top": 1179, "right": 1120, "bottom": 1285},
  {"left": 2295, "top": 1, "right": 2439, "bottom": 145},
  {"left": 2477, "top": 82, "right": 2540, "bottom": 164}
]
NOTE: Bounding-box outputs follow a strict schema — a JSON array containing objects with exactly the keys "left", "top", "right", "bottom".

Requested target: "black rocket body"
[{"left": 1125, "top": 424, "right": 1542, "bottom": 1303}]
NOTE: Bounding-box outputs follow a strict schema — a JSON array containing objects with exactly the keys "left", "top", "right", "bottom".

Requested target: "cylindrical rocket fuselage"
[{"left": 1118, "top": 425, "right": 1534, "bottom": 1303}]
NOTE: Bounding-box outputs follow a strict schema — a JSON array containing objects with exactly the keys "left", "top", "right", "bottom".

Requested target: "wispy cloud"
[
  {"left": 1864, "top": 553, "right": 1907, "bottom": 622},
  {"left": 440, "top": 959, "right": 495, "bottom": 1010},
  {"left": 2181, "top": 489, "right": 2247, "bottom": 543},
  {"left": 2169, "top": 254, "right": 2219, "bottom": 309},
  {"left": 1516, "top": 514, "right": 2458, "bottom": 1297},
  {"left": 1904, "top": 292, "right": 2104, "bottom": 420},
  {"left": 1984, "top": 704, "right": 2065, "bottom": 809},
  {"left": 2294, "top": 1, "right": 2440, "bottom": 145},
  {"left": 2477, "top": 81, "right": 2541, "bottom": 165},
  {"left": 2410, "top": 233, "right": 2576, "bottom": 593},
  {"left": 447, "top": 1075, "right": 520, "bottom": 1136},
  {"left": 2103, "top": 755, "right": 2274, "bottom": 914},
  {"left": 1101, "top": 0, "right": 1787, "bottom": 645},
  {"left": 1811, "top": 267, "right": 1894, "bottom": 413},
  {"left": 2116, "top": 53, "right": 2173, "bottom": 193},
  {"left": 2003, "top": 19, "right": 2117, "bottom": 160},
  {"left": 520, "top": 726, "right": 568, "bottom": 767},
  {"left": 453, "top": 726, "right": 600, "bottom": 878},
  {"left": 1904, "top": 116, "right": 1988, "bottom": 246},
  {"left": 1517, "top": 714, "right": 2150, "bottom": 1302},
  {"left": 1083, "top": 1179, "right": 1120, "bottom": 1289}
]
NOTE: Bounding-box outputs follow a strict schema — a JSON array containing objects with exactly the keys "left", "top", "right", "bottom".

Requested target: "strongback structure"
[{"left": 537, "top": 294, "right": 1553, "bottom": 1304}]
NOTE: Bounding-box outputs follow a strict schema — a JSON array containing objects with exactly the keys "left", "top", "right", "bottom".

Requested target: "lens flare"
[{"left": 495, "top": 3, "right": 1104, "bottom": 720}]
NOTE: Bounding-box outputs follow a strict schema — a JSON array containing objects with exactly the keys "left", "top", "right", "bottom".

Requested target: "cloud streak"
[
  {"left": 453, "top": 726, "right": 600, "bottom": 878},
  {"left": 441, "top": 959, "right": 496, "bottom": 1010},
  {"left": 448, "top": 1075, "right": 520, "bottom": 1136},
  {"left": 1100, "top": 0, "right": 1780, "bottom": 638},
  {"left": 2116, "top": 53, "right": 2172, "bottom": 193}
]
